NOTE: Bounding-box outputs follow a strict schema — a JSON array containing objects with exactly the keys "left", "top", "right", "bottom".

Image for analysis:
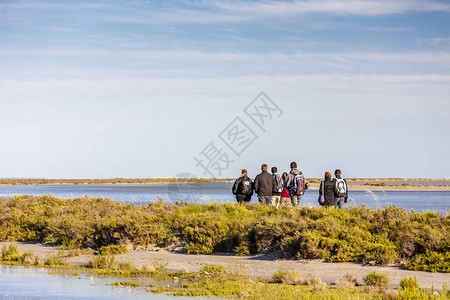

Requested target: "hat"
[{"left": 334, "top": 169, "right": 341, "bottom": 175}]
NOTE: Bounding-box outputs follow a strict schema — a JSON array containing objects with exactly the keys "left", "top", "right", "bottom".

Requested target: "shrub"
[
  {"left": 87, "top": 254, "right": 117, "bottom": 269},
  {"left": 271, "top": 270, "right": 304, "bottom": 285},
  {"left": 335, "top": 273, "right": 357, "bottom": 288},
  {"left": 363, "top": 272, "right": 390, "bottom": 287},
  {"left": 99, "top": 245, "right": 128, "bottom": 255},
  {"left": 118, "top": 261, "right": 135, "bottom": 271},
  {"left": 200, "top": 264, "right": 227, "bottom": 277},
  {"left": 1, "top": 244, "right": 21, "bottom": 261},
  {"left": 399, "top": 276, "right": 420, "bottom": 291},
  {"left": 139, "top": 261, "right": 168, "bottom": 273},
  {"left": 44, "top": 251, "right": 67, "bottom": 266}
]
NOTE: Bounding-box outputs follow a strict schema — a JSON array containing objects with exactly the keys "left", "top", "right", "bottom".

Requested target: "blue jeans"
[{"left": 335, "top": 197, "right": 346, "bottom": 208}]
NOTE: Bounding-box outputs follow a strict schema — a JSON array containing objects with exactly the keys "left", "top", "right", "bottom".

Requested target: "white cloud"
[{"left": 102, "top": 0, "right": 450, "bottom": 25}]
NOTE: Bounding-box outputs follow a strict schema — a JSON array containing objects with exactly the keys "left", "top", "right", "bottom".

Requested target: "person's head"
[
  {"left": 334, "top": 169, "right": 341, "bottom": 176},
  {"left": 241, "top": 169, "right": 247, "bottom": 177},
  {"left": 282, "top": 172, "right": 287, "bottom": 180},
  {"left": 290, "top": 161, "right": 297, "bottom": 169},
  {"left": 325, "top": 172, "right": 332, "bottom": 180},
  {"left": 261, "top": 164, "right": 268, "bottom": 171},
  {"left": 271, "top": 167, "right": 277, "bottom": 174}
]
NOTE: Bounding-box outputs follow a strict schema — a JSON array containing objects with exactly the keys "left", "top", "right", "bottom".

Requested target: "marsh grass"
[{"left": 0, "top": 195, "right": 449, "bottom": 272}]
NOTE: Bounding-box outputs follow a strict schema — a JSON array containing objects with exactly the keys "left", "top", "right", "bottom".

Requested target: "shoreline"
[{"left": 1, "top": 242, "right": 449, "bottom": 290}]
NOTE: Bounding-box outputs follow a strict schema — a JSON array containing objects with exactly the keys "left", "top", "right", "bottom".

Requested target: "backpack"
[
  {"left": 289, "top": 173, "right": 306, "bottom": 196},
  {"left": 273, "top": 174, "right": 283, "bottom": 194},
  {"left": 335, "top": 178, "right": 347, "bottom": 197},
  {"left": 240, "top": 178, "right": 252, "bottom": 195}
]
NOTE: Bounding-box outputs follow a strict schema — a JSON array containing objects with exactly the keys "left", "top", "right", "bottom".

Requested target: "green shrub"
[
  {"left": 99, "top": 245, "right": 128, "bottom": 255},
  {"left": 403, "top": 251, "right": 450, "bottom": 272},
  {"left": 44, "top": 251, "right": 67, "bottom": 266},
  {"left": 272, "top": 270, "right": 304, "bottom": 285},
  {"left": 363, "top": 272, "right": 390, "bottom": 287},
  {"left": 118, "top": 261, "right": 135, "bottom": 271},
  {"left": 1, "top": 244, "right": 21, "bottom": 261},
  {"left": 88, "top": 254, "right": 117, "bottom": 269},
  {"left": 399, "top": 276, "right": 420, "bottom": 291},
  {"left": 0, "top": 195, "right": 448, "bottom": 272},
  {"left": 200, "top": 264, "right": 227, "bottom": 277}
]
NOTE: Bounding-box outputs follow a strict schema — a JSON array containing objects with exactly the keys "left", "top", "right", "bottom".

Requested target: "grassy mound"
[{"left": 0, "top": 195, "right": 448, "bottom": 272}]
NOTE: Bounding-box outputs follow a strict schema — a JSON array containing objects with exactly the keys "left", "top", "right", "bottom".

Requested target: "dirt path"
[{"left": 2, "top": 242, "right": 449, "bottom": 289}]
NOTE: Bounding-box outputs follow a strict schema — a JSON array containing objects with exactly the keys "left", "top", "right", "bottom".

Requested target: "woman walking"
[{"left": 319, "top": 172, "right": 335, "bottom": 207}]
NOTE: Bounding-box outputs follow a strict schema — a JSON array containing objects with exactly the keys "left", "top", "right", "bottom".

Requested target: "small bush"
[
  {"left": 271, "top": 270, "right": 304, "bottom": 285},
  {"left": 363, "top": 271, "right": 390, "bottom": 287},
  {"left": 399, "top": 276, "right": 420, "bottom": 291},
  {"left": 305, "top": 274, "right": 324, "bottom": 289},
  {"left": 139, "top": 261, "right": 168, "bottom": 273},
  {"left": 88, "top": 254, "right": 117, "bottom": 269},
  {"left": 118, "top": 261, "right": 135, "bottom": 271},
  {"left": 200, "top": 264, "right": 227, "bottom": 277},
  {"left": 1, "top": 244, "right": 21, "bottom": 261},
  {"left": 44, "top": 251, "right": 67, "bottom": 266},
  {"left": 335, "top": 273, "right": 357, "bottom": 288},
  {"left": 99, "top": 245, "right": 128, "bottom": 255}
]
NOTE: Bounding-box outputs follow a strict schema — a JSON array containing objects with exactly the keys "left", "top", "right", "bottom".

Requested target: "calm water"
[
  {"left": 0, "top": 265, "right": 196, "bottom": 300},
  {"left": 0, "top": 182, "right": 449, "bottom": 213}
]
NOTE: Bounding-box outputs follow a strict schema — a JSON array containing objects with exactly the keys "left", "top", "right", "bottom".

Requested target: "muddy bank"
[{"left": 2, "top": 242, "right": 448, "bottom": 290}]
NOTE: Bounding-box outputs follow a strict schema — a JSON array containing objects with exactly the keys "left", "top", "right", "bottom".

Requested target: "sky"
[{"left": 1, "top": 0, "right": 449, "bottom": 179}]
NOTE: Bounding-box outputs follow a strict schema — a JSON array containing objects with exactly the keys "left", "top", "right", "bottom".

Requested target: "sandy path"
[{"left": 2, "top": 242, "right": 449, "bottom": 289}]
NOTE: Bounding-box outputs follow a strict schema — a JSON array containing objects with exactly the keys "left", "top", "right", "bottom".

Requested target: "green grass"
[{"left": 0, "top": 195, "right": 449, "bottom": 273}]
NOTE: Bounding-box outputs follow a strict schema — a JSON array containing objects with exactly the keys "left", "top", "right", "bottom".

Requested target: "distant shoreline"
[{"left": 1, "top": 178, "right": 449, "bottom": 191}]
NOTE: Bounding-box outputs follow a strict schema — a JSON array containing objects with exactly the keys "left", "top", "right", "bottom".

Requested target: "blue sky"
[{"left": 1, "top": 0, "right": 449, "bottom": 179}]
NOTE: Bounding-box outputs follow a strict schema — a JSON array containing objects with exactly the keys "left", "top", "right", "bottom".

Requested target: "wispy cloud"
[{"left": 101, "top": 0, "right": 450, "bottom": 25}]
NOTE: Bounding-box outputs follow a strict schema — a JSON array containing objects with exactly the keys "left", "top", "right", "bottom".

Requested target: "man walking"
[
  {"left": 271, "top": 167, "right": 283, "bottom": 207},
  {"left": 285, "top": 161, "right": 306, "bottom": 207},
  {"left": 254, "top": 164, "right": 276, "bottom": 205},
  {"left": 333, "top": 169, "right": 348, "bottom": 208}
]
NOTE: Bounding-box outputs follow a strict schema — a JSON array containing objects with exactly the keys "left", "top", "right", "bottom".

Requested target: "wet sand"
[{"left": 2, "top": 242, "right": 449, "bottom": 289}]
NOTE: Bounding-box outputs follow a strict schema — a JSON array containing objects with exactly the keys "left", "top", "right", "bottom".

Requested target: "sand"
[{"left": 2, "top": 242, "right": 449, "bottom": 289}]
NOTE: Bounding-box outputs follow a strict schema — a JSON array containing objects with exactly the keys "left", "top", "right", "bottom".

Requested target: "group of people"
[{"left": 232, "top": 161, "right": 349, "bottom": 208}]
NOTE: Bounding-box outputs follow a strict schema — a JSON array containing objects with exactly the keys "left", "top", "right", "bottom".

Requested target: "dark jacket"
[
  {"left": 232, "top": 175, "right": 253, "bottom": 196},
  {"left": 254, "top": 171, "right": 276, "bottom": 196},
  {"left": 332, "top": 176, "right": 348, "bottom": 198},
  {"left": 319, "top": 178, "right": 335, "bottom": 206}
]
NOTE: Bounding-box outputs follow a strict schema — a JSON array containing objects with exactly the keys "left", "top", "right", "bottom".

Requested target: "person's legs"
[
  {"left": 290, "top": 194, "right": 302, "bottom": 207},
  {"left": 271, "top": 196, "right": 281, "bottom": 207},
  {"left": 334, "top": 197, "right": 344, "bottom": 208},
  {"left": 237, "top": 195, "right": 249, "bottom": 204},
  {"left": 280, "top": 197, "right": 290, "bottom": 206},
  {"left": 263, "top": 196, "right": 271, "bottom": 205}
]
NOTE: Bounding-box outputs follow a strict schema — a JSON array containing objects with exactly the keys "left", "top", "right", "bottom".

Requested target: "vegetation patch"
[
  {"left": 0, "top": 195, "right": 449, "bottom": 273},
  {"left": 363, "top": 271, "right": 390, "bottom": 287}
]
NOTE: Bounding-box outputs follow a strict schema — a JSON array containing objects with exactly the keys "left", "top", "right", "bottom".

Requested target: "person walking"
[
  {"left": 232, "top": 169, "right": 253, "bottom": 204},
  {"left": 271, "top": 167, "right": 283, "bottom": 207},
  {"left": 285, "top": 161, "right": 306, "bottom": 207},
  {"left": 280, "top": 172, "right": 290, "bottom": 206},
  {"left": 318, "top": 172, "right": 335, "bottom": 207},
  {"left": 333, "top": 169, "right": 348, "bottom": 208},
  {"left": 254, "top": 164, "right": 276, "bottom": 205}
]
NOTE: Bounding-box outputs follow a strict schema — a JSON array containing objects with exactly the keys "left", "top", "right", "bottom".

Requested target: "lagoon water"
[
  {"left": 0, "top": 182, "right": 449, "bottom": 213},
  {"left": 0, "top": 265, "right": 196, "bottom": 300}
]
